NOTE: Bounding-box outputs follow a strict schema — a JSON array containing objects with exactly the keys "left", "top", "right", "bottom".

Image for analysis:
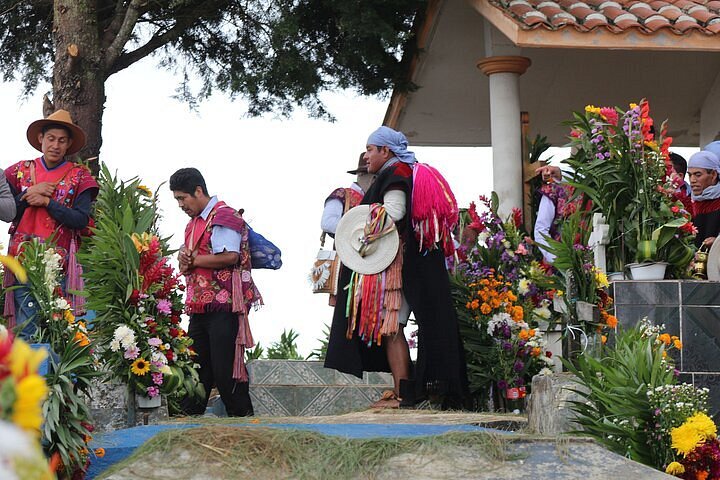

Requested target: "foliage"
[
  {"left": 306, "top": 324, "right": 330, "bottom": 361},
  {"left": 0, "top": 0, "right": 423, "bottom": 117},
  {"left": 80, "top": 164, "right": 203, "bottom": 404},
  {"left": 20, "top": 239, "right": 101, "bottom": 478},
  {"left": 245, "top": 344, "right": 264, "bottom": 362},
  {"left": 564, "top": 319, "right": 684, "bottom": 469},
  {"left": 0, "top": 327, "right": 54, "bottom": 480},
  {"left": 563, "top": 101, "right": 695, "bottom": 273},
  {"left": 266, "top": 329, "right": 303, "bottom": 360}
]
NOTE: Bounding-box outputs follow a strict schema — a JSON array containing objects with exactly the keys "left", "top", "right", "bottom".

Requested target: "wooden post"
[{"left": 521, "top": 111, "right": 533, "bottom": 232}]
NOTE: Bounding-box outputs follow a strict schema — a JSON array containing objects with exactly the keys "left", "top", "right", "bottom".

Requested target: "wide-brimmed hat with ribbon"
[
  {"left": 26, "top": 109, "right": 87, "bottom": 155},
  {"left": 347, "top": 152, "right": 369, "bottom": 175},
  {"left": 335, "top": 205, "right": 399, "bottom": 275}
]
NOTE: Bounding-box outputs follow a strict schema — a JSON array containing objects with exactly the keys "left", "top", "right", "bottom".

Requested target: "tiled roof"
[{"left": 490, "top": 0, "right": 720, "bottom": 34}]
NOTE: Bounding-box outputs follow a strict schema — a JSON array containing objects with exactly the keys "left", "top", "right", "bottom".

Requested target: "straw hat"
[
  {"left": 335, "top": 205, "right": 399, "bottom": 275},
  {"left": 707, "top": 240, "right": 720, "bottom": 281},
  {"left": 26, "top": 109, "right": 86, "bottom": 155}
]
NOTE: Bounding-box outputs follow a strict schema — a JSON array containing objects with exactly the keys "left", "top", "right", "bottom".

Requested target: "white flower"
[
  {"left": 502, "top": 240, "right": 511, "bottom": 249},
  {"left": 539, "top": 367, "right": 553, "bottom": 376},
  {"left": 541, "top": 355, "right": 554, "bottom": 365},
  {"left": 109, "top": 339, "right": 121, "bottom": 352},
  {"left": 113, "top": 325, "right": 136, "bottom": 349},
  {"left": 533, "top": 306, "right": 551, "bottom": 320},
  {"left": 53, "top": 297, "right": 70, "bottom": 311},
  {"left": 151, "top": 351, "right": 168, "bottom": 365},
  {"left": 478, "top": 232, "right": 490, "bottom": 243},
  {"left": 0, "top": 324, "right": 6, "bottom": 340},
  {"left": 518, "top": 278, "right": 531, "bottom": 295}
]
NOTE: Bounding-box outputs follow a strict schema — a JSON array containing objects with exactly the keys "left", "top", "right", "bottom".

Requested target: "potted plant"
[{"left": 564, "top": 100, "right": 696, "bottom": 278}]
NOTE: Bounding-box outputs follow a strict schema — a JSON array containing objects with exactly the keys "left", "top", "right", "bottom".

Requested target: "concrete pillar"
[{"left": 477, "top": 56, "right": 531, "bottom": 218}]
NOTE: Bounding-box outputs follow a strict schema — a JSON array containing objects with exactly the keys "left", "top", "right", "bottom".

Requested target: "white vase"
[
  {"left": 627, "top": 262, "right": 667, "bottom": 280},
  {"left": 607, "top": 272, "right": 625, "bottom": 281},
  {"left": 136, "top": 394, "right": 161, "bottom": 409}
]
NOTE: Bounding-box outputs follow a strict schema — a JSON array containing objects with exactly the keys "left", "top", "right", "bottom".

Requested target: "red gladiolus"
[
  {"left": 169, "top": 328, "right": 179, "bottom": 338},
  {"left": 511, "top": 208, "right": 523, "bottom": 228},
  {"left": 680, "top": 222, "right": 698, "bottom": 235},
  {"left": 129, "top": 289, "right": 140, "bottom": 306},
  {"left": 165, "top": 350, "right": 174, "bottom": 362}
]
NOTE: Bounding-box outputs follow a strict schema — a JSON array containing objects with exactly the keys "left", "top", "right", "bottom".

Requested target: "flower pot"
[
  {"left": 504, "top": 387, "right": 524, "bottom": 414},
  {"left": 552, "top": 296, "right": 568, "bottom": 314},
  {"left": 576, "top": 301, "right": 599, "bottom": 324},
  {"left": 136, "top": 394, "right": 161, "bottom": 409},
  {"left": 627, "top": 262, "right": 667, "bottom": 281},
  {"left": 607, "top": 272, "right": 625, "bottom": 281}
]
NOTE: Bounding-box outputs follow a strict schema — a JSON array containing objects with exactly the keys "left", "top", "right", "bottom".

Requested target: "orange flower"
[
  {"left": 528, "top": 329, "right": 536, "bottom": 337},
  {"left": 506, "top": 291, "right": 517, "bottom": 303},
  {"left": 674, "top": 339, "right": 683, "bottom": 350},
  {"left": 697, "top": 470, "right": 709, "bottom": 480},
  {"left": 531, "top": 347, "right": 543, "bottom": 357},
  {"left": 601, "top": 335, "right": 607, "bottom": 344},
  {"left": 662, "top": 350, "right": 668, "bottom": 359},
  {"left": 94, "top": 448, "right": 105, "bottom": 458},
  {"left": 480, "top": 303, "right": 492, "bottom": 315},
  {"left": 510, "top": 306, "right": 524, "bottom": 322},
  {"left": 605, "top": 315, "right": 618, "bottom": 328},
  {"left": 659, "top": 333, "right": 671, "bottom": 345},
  {"left": 74, "top": 331, "right": 90, "bottom": 347},
  {"left": 518, "top": 330, "right": 529, "bottom": 341}
]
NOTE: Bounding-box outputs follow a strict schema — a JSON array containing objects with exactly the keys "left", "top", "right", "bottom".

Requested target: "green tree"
[
  {"left": 0, "top": 0, "right": 423, "bottom": 169},
  {"left": 266, "top": 329, "right": 303, "bottom": 360}
]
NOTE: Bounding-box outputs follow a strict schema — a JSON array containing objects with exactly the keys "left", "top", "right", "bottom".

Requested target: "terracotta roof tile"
[{"left": 490, "top": 0, "right": 720, "bottom": 35}]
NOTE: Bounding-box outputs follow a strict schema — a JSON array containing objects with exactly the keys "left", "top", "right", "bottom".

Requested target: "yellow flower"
[
  {"left": 585, "top": 105, "right": 601, "bottom": 114},
  {"left": 137, "top": 185, "right": 153, "bottom": 197},
  {"left": 686, "top": 412, "right": 717, "bottom": 439},
  {"left": 12, "top": 374, "right": 49, "bottom": 432},
  {"left": 629, "top": 102, "right": 638, "bottom": 109},
  {"left": 594, "top": 269, "right": 609, "bottom": 289},
  {"left": 665, "top": 462, "right": 685, "bottom": 475},
  {"left": 0, "top": 254, "right": 27, "bottom": 283},
  {"left": 64, "top": 309, "right": 75, "bottom": 324},
  {"left": 131, "top": 358, "right": 151, "bottom": 376},
  {"left": 10, "top": 340, "right": 46, "bottom": 381},
  {"left": 671, "top": 423, "right": 704, "bottom": 456},
  {"left": 659, "top": 333, "right": 671, "bottom": 346}
]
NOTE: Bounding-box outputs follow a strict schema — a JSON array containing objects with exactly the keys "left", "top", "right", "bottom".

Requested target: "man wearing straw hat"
[
  {"left": 4, "top": 109, "right": 98, "bottom": 339},
  {"left": 325, "top": 126, "right": 468, "bottom": 409}
]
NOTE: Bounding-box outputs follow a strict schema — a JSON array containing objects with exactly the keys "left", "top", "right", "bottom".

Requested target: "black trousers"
[{"left": 181, "top": 310, "right": 254, "bottom": 417}]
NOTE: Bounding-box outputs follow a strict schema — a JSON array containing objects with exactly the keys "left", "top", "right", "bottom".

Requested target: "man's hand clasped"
[
  {"left": 178, "top": 246, "right": 195, "bottom": 274},
  {"left": 21, "top": 181, "right": 56, "bottom": 207}
]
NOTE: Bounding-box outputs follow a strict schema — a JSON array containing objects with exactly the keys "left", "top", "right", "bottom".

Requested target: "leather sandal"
[{"left": 371, "top": 390, "right": 401, "bottom": 409}]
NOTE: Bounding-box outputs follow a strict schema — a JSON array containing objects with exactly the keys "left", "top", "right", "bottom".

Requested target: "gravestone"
[{"left": 87, "top": 379, "right": 169, "bottom": 433}]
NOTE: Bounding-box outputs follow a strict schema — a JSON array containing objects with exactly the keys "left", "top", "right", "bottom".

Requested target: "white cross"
[{"left": 588, "top": 213, "right": 610, "bottom": 273}]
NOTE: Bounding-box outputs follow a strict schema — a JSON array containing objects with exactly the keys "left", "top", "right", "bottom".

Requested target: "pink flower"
[
  {"left": 124, "top": 346, "right": 140, "bottom": 360},
  {"left": 515, "top": 244, "right": 528, "bottom": 256},
  {"left": 146, "top": 386, "right": 160, "bottom": 398},
  {"left": 152, "top": 372, "right": 164, "bottom": 386},
  {"left": 148, "top": 337, "right": 162, "bottom": 347},
  {"left": 157, "top": 299, "right": 172, "bottom": 315}
]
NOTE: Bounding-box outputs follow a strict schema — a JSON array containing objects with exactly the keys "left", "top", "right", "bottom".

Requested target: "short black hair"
[
  {"left": 169, "top": 168, "right": 209, "bottom": 196},
  {"left": 42, "top": 123, "right": 72, "bottom": 138},
  {"left": 670, "top": 152, "right": 687, "bottom": 176}
]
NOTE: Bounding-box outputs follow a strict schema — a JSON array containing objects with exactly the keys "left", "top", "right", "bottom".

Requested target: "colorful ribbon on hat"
[{"left": 357, "top": 203, "right": 396, "bottom": 257}]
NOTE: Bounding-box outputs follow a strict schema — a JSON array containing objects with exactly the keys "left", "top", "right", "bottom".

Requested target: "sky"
[{"left": 0, "top": 57, "right": 495, "bottom": 356}]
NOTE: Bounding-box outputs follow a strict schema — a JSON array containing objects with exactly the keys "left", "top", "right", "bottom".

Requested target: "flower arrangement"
[
  {"left": 0, "top": 326, "right": 53, "bottom": 480},
  {"left": 20, "top": 239, "right": 99, "bottom": 478},
  {"left": 81, "top": 166, "right": 203, "bottom": 410},
  {"left": 565, "top": 318, "right": 686, "bottom": 469},
  {"left": 666, "top": 412, "right": 720, "bottom": 478},
  {"left": 564, "top": 100, "right": 695, "bottom": 274}
]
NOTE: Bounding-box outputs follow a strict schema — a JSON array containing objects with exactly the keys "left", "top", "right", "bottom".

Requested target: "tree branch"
[{"left": 103, "top": 0, "right": 144, "bottom": 71}]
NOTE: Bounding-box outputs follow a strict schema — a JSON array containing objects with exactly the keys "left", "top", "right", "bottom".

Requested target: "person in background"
[
  {"left": 320, "top": 153, "right": 374, "bottom": 236},
  {"left": 533, "top": 164, "right": 564, "bottom": 264},
  {"left": 687, "top": 151, "right": 720, "bottom": 248},
  {"left": 669, "top": 152, "right": 692, "bottom": 211},
  {"left": 170, "top": 168, "right": 262, "bottom": 417},
  {"left": 4, "top": 109, "right": 98, "bottom": 339}
]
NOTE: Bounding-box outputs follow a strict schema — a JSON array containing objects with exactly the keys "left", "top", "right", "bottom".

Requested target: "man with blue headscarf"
[
  {"left": 688, "top": 150, "right": 720, "bottom": 248},
  {"left": 325, "top": 126, "right": 469, "bottom": 410}
]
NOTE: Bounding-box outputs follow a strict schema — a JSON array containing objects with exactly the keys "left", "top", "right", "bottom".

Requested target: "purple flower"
[
  {"left": 124, "top": 346, "right": 140, "bottom": 360},
  {"left": 497, "top": 380, "right": 508, "bottom": 390},
  {"left": 516, "top": 377, "right": 525, "bottom": 386},
  {"left": 147, "top": 386, "right": 160, "bottom": 398},
  {"left": 513, "top": 360, "right": 525, "bottom": 372},
  {"left": 148, "top": 337, "right": 162, "bottom": 347},
  {"left": 502, "top": 342, "right": 513, "bottom": 351},
  {"left": 157, "top": 299, "right": 172, "bottom": 315},
  {"left": 654, "top": 408, "right": 661, "bottom": 416},
  {"left": 502, "top": 325, "right": 512, "bottom": 339},
  {"left": 152, "top": 372, "right": 164, "bottom": 386}
]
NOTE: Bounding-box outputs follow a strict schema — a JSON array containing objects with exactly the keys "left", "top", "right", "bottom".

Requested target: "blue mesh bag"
[{"left": 248, "top": 226, "right": 282, "bottom": 270}]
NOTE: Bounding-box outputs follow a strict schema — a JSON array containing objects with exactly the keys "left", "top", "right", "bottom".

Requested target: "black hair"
[
  {"left": 669, "top": 152, "right": 687, "bottom": 176},
  {"left": 41, "top": 123, "right": 72, "bottom": 138},
  {"left": 169, "top": 168, "right": 209, "bottom": 196}
]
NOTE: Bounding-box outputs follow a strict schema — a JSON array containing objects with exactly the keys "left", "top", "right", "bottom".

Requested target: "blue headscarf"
[
  {"left": 367, "top": 126, "right": 417, "bottom": 165},
  {"left": 703, "top": 141, "right": 720, "bottom": 160}
]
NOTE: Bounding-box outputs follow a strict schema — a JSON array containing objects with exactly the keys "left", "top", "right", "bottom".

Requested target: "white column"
[{"left": 477, "top": 56, "right": 531, "bottom": 218}]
